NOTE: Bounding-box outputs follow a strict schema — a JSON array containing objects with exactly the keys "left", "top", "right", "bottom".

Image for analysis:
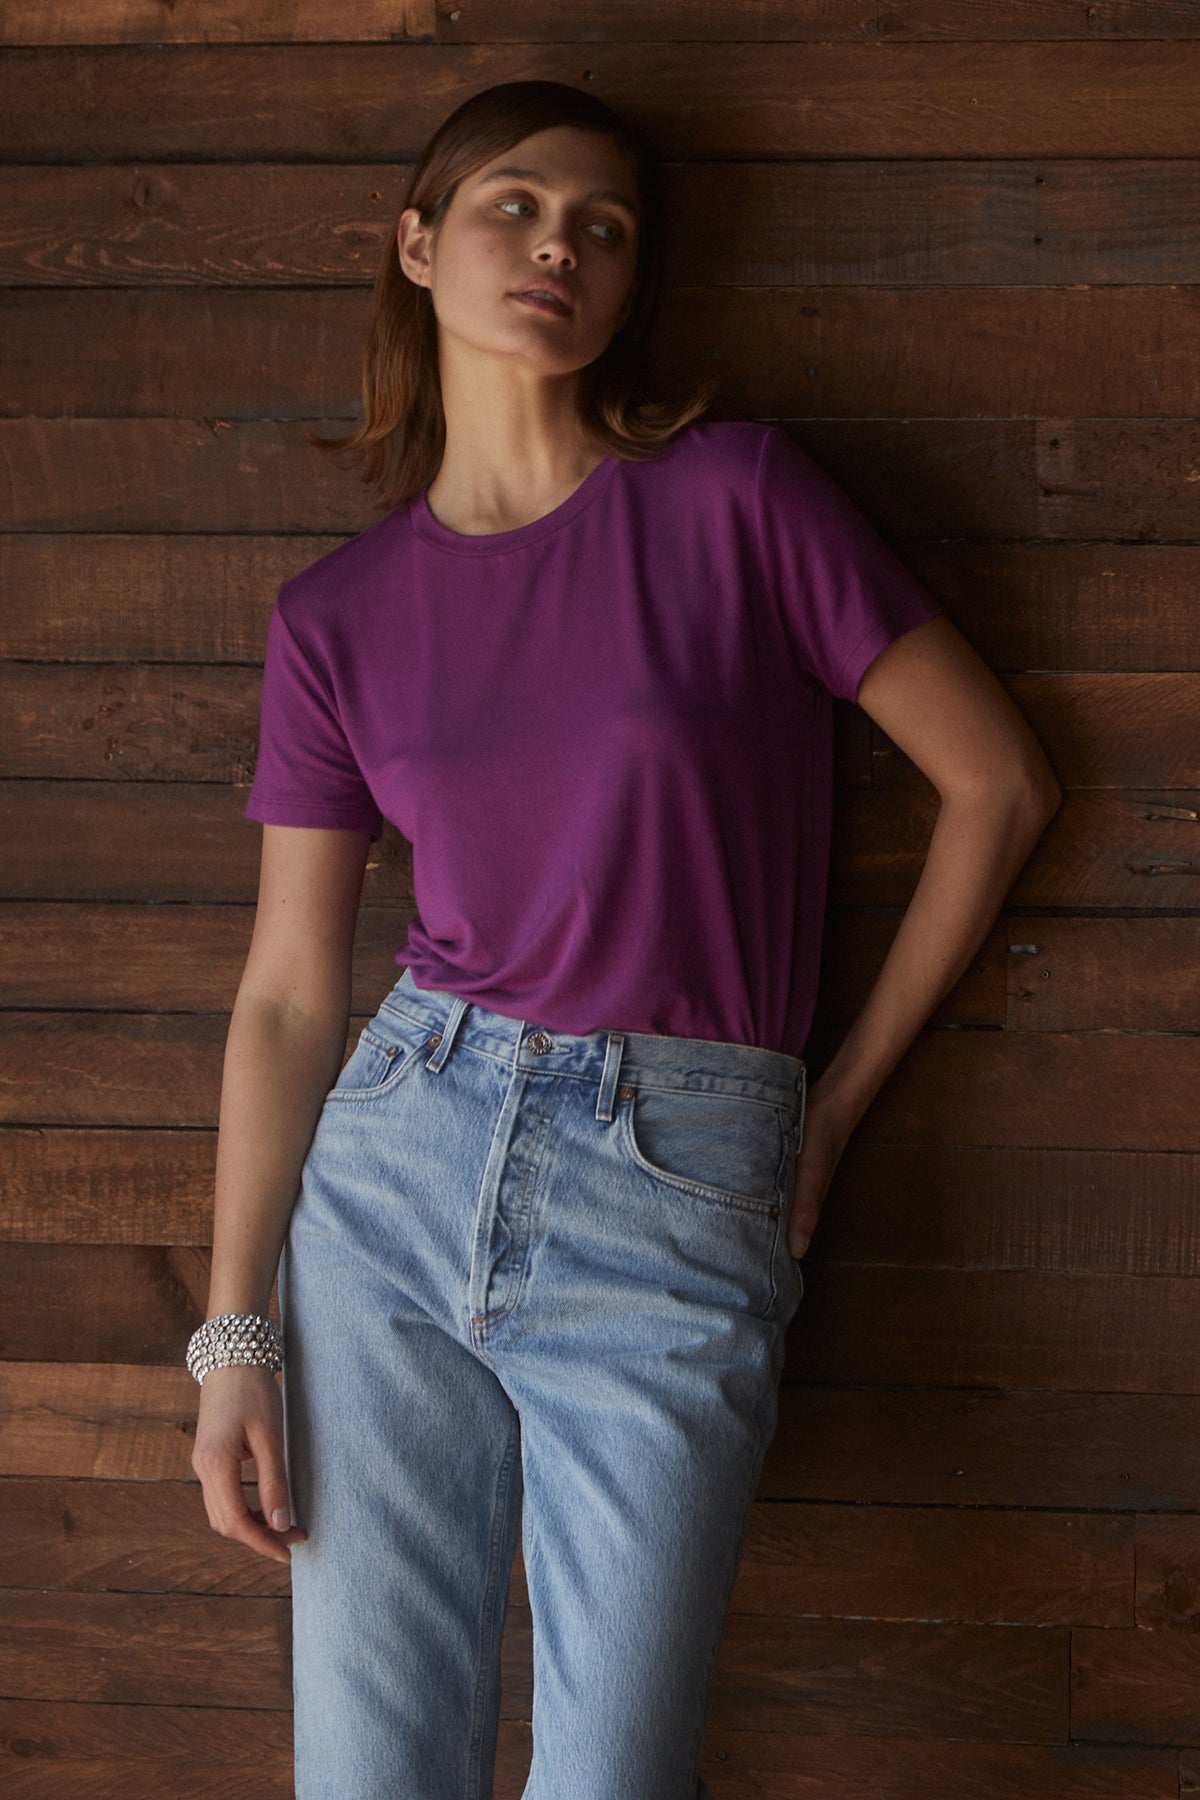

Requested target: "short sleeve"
[
  {"left": 243, "top": 599, "right": 385, "bottom": 840},
  {"left": 755, "top": 425, "right": 945, "bottom": 702}
]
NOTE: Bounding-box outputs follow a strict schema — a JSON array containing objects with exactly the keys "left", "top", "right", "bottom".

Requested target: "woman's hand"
[
  {"left": 191, "top": 1363, "right": 309, "bottom": 1566},
  {"left": 787, "top": 1089, "right": 854, "bottom": 1260}
]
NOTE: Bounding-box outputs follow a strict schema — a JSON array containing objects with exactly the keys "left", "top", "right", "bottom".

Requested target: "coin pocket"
[{"left": 326, "top": 1018, "right": 428, "bottom": 1102}]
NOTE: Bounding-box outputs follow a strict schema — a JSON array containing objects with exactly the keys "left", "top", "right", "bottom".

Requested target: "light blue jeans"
[{"left": 278, "top": 967, "right": 807, "bottom": 1799}]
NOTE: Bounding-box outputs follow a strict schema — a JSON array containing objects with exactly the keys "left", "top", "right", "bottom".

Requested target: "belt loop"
[
  {"left": 596, "top": 1032, "right": 625, "bottom": 1123},
  {"left": 425, "top": 994, "right": 469, "bottom": 1073},
  {"left": 795, "top": 1063, "right": 807, "bottom": 1145}
]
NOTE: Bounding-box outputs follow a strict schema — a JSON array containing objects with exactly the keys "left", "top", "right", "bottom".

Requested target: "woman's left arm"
[{"left": 789, "top": 614, "right": 1063, "bottom": 1258}]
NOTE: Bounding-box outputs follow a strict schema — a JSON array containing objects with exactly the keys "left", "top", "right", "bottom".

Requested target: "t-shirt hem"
[
  {"left": 836, "top": 610, "right": 939, "bottom": 703},
  {"left": 244, "top": 793, "right": 384, "bottom": 835}
]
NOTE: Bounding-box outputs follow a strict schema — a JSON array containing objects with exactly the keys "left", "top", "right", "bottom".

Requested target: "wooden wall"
[{"left": 3, "top": 4, "right": 1199, "bottom": 1795}]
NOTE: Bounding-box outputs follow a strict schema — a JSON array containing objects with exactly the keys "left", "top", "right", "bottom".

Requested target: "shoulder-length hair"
[{"left": 309, "top": 79, "right": 718, "bottom": 514}]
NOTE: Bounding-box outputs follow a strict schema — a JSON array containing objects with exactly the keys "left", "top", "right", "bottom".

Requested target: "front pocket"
[
  {"left": 620, "top": 1083, "right": 791, "bottom": 1214},
  {"left": 325, "top": 1016, "right": 429, "bottom": 1103}
]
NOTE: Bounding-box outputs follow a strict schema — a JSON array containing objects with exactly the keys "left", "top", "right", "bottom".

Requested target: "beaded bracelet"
[{"left": 187, "top": 1311, "right": 284, "bottom": 1386}]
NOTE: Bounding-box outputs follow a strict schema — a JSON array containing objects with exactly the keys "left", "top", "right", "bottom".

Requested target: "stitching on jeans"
[{"left": 466, "top": 1404, "right": 521, "bottom": 1798}]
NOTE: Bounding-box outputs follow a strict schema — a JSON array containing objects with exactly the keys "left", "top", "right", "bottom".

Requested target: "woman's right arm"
[{"left": 190, "top": 822, "right": 376, "bottom": 1565}]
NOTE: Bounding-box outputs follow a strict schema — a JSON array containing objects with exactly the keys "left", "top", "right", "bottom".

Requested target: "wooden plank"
[
  {"left": 6, "top": 665, "right": 1194, "bottom": 792},
  {"left": 734, "top": 1499, "right": 1132, "bottom": 1627},
  {"left": 7, "top": 536, "right": 1200, "bottom": 672},
  {"left": 763, "top": 1385, "right": 1200, "bottom": 1511},
  {"left": 706, "top": 1611, "right": 1066, "bottom": 1739},
  {"left": 0, "top": 1585, "right": 1091, "bottom": 1744},
  {"left": 0, "top": 532, "right": 332, "bottom": 661},
  {"left": 3, "top": 1130, "right": 1197, "bottom": 1277},
  {"left": 814, "top": 1141, "right": 1200, "bottom": 1278},
  {"left": 0, "top": 1010, "right": 371, "bottom": 1125},
  {"left": 0, "top": 1472, "right": 1134, "bottom": 1629},
  {"left": 5, "top": 161, "right": 1200, "bottom": 285},
  {"left": 2, "top": 779, "right": 1196, "bottom": 910},
  {"left": 10, "top": 1131, "right": 1197, "bottom": 1266},
  {"left": 1072, "top": 1625, "right": 1200, "bottom": 1743},
  {"left": 0, "top": 1128, "right": 224, "bottom": 1243},
  {"left": 0, "top": 415, "right": 1177, "bottom": 537},
  {"left": 0, "top": 1474, "right": 292, "bottom": 1597},
  {"left": 1002, "top": 918, "right": 1200, "bottom": 1033},
  {"left": 2, "top": 1012, "right": 1198, "bottom": 1137},
  {"left": 5, "top": 1245, "right": 1200, "bottom": 1392},
  {"left": 785, "top": 1267, "right": 1200, "bottom": 1394},
  {"left": 833, "top": 788, "right": 1200, "bottom": 910},
  {"left": 8, "top": 0, "right": 1200, "bottom": 48},
  {"left": 4, "top": 45, "right": 1200, "bottom": 159},
  {"left": 8, "top": 288, "right": 1200, "bottom": 418},
  {"left": 1136, "top": 1516, "right": 1200, "bottom": 1629},
  {"left": 0, "top": 418, "right": 388, "bottom": 533},
  {"left": 0, "top": 900, "right": 410, "bottom": 1009},
  {"left": 0, "top": 780, "right": 402, "bottom": 902},
  {"left": 823, "top": 913, "right": 1200, "bottom": 1037},
  {"left": 0, "top": 1589, "right": 292, "bottom": 1708},
  {"left": 0, "top": 1697, "right": 294, "bottom": 1800},
  {"left": 7, "top": 1361, "right": 1199, "bottom": 1509},
  {"left": 700, "top": 1728, "right": 1177, "bottom": 1800},
  {"left": 0, "top": 663, "right": 262, "bottom": 782}
]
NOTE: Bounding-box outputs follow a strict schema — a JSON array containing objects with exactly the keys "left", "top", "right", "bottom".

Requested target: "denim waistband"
[{"left": 379, "top": 967, "right": 806, "bottom": 1114}]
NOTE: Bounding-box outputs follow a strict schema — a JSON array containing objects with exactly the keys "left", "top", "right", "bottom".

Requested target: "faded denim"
[{"left": 279, "top": 966, "right": 807, "bottom": 1799}]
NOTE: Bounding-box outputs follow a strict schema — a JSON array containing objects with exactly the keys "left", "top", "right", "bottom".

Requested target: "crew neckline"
[{"left": 409, "top": 452, "right": 623, "bottom": 555}]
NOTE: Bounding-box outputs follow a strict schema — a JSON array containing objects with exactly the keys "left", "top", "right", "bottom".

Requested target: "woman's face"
[{"left": 398, "top": 125, "right": 641, "bottom": 380}]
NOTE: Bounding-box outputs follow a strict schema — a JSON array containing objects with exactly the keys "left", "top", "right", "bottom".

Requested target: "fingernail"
[{"left": 272, "top": 1506, "right": 291, "bottom": 1530}]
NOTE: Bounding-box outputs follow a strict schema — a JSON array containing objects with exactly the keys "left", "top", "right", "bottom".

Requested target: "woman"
[{"left": 189, "top": 79, "right": 1060, "bottom": 1799}]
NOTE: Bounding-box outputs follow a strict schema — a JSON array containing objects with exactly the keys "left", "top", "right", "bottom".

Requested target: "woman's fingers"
[
  {"left": 191, "top": 1366, "right": 306, "bottom": 1566},
  {"left": 245, "top": 1413, "right": 309, "bottom": 1549}
]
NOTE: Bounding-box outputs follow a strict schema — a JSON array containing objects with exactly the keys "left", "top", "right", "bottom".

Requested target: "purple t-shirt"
[{"left": 244, "top": 419, "right": 943, "bottom": 1055}]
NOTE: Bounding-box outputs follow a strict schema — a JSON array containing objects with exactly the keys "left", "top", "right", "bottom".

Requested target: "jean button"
[{"left": 526, "top": 1030, "right": 553, "bottom": 1055}]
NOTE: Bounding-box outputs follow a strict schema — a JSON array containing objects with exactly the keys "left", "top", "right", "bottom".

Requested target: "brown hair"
[{"left": 308, "top": 79, "right": 718, "bottom": 513}]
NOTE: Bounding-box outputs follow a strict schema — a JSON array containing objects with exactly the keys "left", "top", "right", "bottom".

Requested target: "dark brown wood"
[
  {"left": 5, "top": 162, "right": 1200, "bottom": 285},
  {"left": 1072, "top": 1626, "right": 1200, "bottom": 1742},
  {"left": 0, "top": 1472, "right": 1141, "bottom": 1629},
  {"left": 762, "top": 1385, "right": 1200, "bottom": 1511},
  {"left": 9, "top": 286, "right": 1200, "bottom": 419},
  {"left": 698, "top": 1728, "right": 1177, "bottom": 1800},
  {"left": 0, "top": 900, "right": 411, "bottom": 1009},
  {"left": 1, "top": 1012, "right": 1196, "bottom": 1136},
  {"left": 8, "top": 536, "right": 1200, "bottom": 672},
  {"left": 7, "top": 416, "right": 1200, "bottom": 537},
  {"left": 3, "top": 780, "right": 1198, "bottom": 910},
  {"left": 0, "top": 1589, "right": 292, "bottom": 1708},
  {"left": 9, "top": 1130, "right": 1198, "bottom": 1271},
  {"left": 1136, "top": 1515, "right": 1200, "bottom": 1630},
  {"left": 7, "top": 665, "right": 1194, "bottom": 794},
  {"left": 4, "top": 9, "right": 1197, "bottom": 1788},
  {"left": 4, "top": 45, "right": 1200, "bottom": 160},
  {"left": 0, "top": 532, "right": 338, "bottom": 661},
  {"left": 9, "top": 1, "right": 1200, "bottom": 49},
  {"left": 8, "top": 1241, "right": 1200, "bottom": 1393},
  {"left": 0, "top": 1696, "right": 295, "bottom": 1800}
]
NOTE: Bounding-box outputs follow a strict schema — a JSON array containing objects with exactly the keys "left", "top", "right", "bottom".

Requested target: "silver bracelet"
[{"left": 187, "top": 1312, "right": 284, "bottom": 1386}]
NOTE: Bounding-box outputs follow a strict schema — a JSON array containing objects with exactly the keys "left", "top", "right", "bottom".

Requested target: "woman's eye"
[{"left": 495, "top": 200, "right": 624, "bottom": 244}]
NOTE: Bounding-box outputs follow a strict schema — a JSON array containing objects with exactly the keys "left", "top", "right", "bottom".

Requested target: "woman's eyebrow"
[{"left": 477, "top": 165, "right": 638, "bottom": 217}]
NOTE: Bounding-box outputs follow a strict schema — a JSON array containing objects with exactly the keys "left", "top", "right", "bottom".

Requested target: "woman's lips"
[{"left": 512, "top": 291, "right": 573, "bottom": 317}]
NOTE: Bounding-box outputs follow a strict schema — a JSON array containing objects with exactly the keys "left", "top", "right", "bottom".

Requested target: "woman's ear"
[{"left": 396, "top": 208, "right": 434, "bottom": 289}]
